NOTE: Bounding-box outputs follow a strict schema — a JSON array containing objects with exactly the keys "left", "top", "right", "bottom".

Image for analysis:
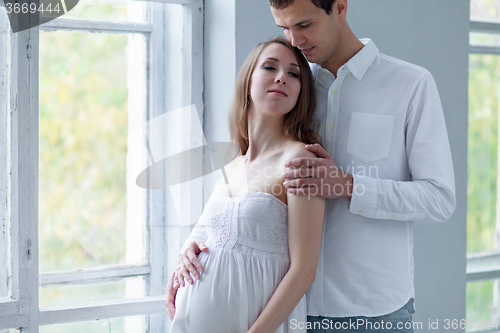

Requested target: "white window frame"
[{"left": 0, "top": 0, "right": 203, "bottom": 331}]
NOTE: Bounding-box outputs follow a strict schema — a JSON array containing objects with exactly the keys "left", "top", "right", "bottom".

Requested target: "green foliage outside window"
[
  {"left": 39, "top": 31, "right": 129, "bottom": 273},
  {"left": 468, "top": 53, "right": 499, "bottom": 255},
  {"left": 467, "top": 53, "right": 500, "bottom": 326}
]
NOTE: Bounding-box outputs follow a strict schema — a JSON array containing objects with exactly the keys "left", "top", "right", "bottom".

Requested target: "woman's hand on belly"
[
  {"left": 174, "top": 239, "right": 209, "bottom": 287},
  {"left": 165, "top": 238, "right": 208, "bottom": 320}
]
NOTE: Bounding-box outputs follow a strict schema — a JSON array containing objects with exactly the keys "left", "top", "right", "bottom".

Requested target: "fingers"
[
  {"left": 172, "top": 264, "right": 194, "bottom": 289},
  {"left": 284, "top": 179, "right": 321, "bottom": 193},
  {"left": 192, "top": 241, "right": 208, "bottom": 273},
  {"left": 196, "top": 241, "right": 209, "bottom": 253},
  {"left": 282, "top": 165, "right": 328, "bottom": 180},
  {"left": 304, "top": 143, "right": 332, "bottom": 159},
  {"left": 177, "top": 241, "right": 207, "bottom": 280},
  {"left": 286, "top": 183, "right": 322, "bottom": 196},
  {"left": 283, "top": 144, "right": 332, "bottom": 170},
  {"left": 177, "top": 264, "right": 193, "bottom": 285},
  {"left": 190, "top": 239, "right": 207, "bottom": 255},
  {"left": 181, "top": 252, "right": 202, "bottom": 280},
  {"left": 165, "top": 274, "right": 178, "bottom": 321},
  {"left": 171, "top": 266, "right": 181, "bottom": 289},
  {"left": 190, "top": 255, "right": 205, "bottom": 275},
  {"left": 284, "top": 157, "right": 322, "bottom": 169},
  {"left": 172, "top": 274, "right": 180, "bottom": 289}
]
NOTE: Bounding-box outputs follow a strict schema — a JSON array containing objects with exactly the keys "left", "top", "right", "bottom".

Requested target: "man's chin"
[{"left": 304, "top": 54, "right": 320, "bottom": 64}]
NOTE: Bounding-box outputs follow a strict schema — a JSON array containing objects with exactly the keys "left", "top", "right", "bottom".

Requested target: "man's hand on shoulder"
[{"left": 282, "top": 143, "right": 353, "bottom": 200}]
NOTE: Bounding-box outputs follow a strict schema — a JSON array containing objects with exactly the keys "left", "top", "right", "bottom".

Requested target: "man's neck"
[{"left": 320, "top": 31, "right": 365, "bottom": 77}]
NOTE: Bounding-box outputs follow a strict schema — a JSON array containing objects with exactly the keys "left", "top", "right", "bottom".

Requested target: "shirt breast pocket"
[{"left": 346, "top": 112, "right": 395, "bottom": 163}]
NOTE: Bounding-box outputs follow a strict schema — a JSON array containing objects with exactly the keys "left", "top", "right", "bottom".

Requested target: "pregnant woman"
[{"left": 168, "top": 36, "right": 326, "bottom": 333}]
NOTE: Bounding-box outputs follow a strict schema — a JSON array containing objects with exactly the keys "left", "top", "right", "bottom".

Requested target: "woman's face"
[{"left": 248, "top": 43, "right": 302, "bottom": 116}]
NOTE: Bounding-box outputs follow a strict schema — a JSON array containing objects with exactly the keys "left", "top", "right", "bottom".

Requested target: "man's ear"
[{"left": 335, "top": 0, "right": 348, "bottom": 21}]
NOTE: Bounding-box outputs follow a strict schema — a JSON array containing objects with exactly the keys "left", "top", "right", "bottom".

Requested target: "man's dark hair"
[{"left": 269, "top": 0, "right": 336, "bottom": 15}]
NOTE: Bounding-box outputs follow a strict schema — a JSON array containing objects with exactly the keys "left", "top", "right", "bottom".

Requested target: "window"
[
  {"left": 0, "top": 0, "right": 203, "bottom": 331},
  {"left": 468, "top": 0, "right": 500, "bottom": 331}
]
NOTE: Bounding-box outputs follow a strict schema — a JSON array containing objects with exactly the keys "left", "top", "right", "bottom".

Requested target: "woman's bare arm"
[{"left": 247, "top": 148, "right": 326, "bottom": 333}]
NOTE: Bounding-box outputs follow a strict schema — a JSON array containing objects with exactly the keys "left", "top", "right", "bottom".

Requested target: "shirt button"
[
  {"left": 329, "top": 123, "right": 334, "bottom": 129},
  {"left": 330, "top": 90, "right": 336, "bottom": 95},
  {"left": 347, "top": 72, "right": 351, "bottom": 76},
  {"left": 320, "top": 74, "right": 325, "bottom": 78},
  {"left": 317, "top": 265, "right": 320, "bottom": 270},
  {"left": 358, "top": 210, "right": 363, "bottom": 214},
  {"left": 392, "top": 214, "right": 396, "bottom": 218}
]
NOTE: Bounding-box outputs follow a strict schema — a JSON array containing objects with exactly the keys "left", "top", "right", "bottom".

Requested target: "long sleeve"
[{"left": 348, "top": 71, "right": 456, "bottom": 222}]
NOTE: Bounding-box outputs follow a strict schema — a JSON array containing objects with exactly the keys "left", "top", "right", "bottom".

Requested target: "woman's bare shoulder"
[
  {"left": 224, "top": 154, "right": 244, "bottom": 171},
  {"left": 282, "top": 141, "right": 316, "bottom": 161},
  {"left": 229, "top": 154, "right": 244, "bottom": 163}
]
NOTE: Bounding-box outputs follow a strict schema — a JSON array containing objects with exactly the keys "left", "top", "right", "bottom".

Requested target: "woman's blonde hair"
[{"left": 229, "top": 36, "right": 321, "bottom": 155}]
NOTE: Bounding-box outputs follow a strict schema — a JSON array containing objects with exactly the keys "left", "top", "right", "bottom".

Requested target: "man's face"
[{"left": 270, "top": 0, "right": 341, "bottom": 66}]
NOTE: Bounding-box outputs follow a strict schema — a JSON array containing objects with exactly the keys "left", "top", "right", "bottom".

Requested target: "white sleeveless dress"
[{"left": 170, "top": 179, "right": 306, "bottom": 332}]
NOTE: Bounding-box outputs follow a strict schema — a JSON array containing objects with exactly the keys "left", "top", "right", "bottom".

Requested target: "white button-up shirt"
[{"left": 306, "top": 39, "right": 456, "bottom": 317}]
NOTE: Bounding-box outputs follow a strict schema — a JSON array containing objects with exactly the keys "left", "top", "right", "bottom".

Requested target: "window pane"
[
  {"left": 39, "top": 30, "right": 148, "bottom": 273},
  {"left": 468, "top": 53, "right": 499, "bottom": 254},
  {"left": 0, "top": 5, "right": 11, "bottom": 301},
  {"left": 39, "top": 276, "right": 146, "bottom": 306},
  {"left": 472, "top": 0, "right": 500, "bottom": 22},
  {"left": 471, "top": 32, "right": 500, "bottom": 47},
  {"left": 62, "top": 0, "right": 147, "bottom": 22},
  {"left": 467, "top": 279, "right": 500, "bottom": 331},
  {"left": 40, "top": 315, "right": 147, "bottom": 333}
]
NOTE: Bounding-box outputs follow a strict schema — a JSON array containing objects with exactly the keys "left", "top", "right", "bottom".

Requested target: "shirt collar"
[{"left": 344, "top": 38, "right": 379, "bottom": 80}]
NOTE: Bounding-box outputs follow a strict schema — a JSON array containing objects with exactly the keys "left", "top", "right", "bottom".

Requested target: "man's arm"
[
  {"left": 349, "top": 70, "right": 455, "bottom": 221},
  {"left": 283, "top": 71, "right": 456, "bottom": 222}
]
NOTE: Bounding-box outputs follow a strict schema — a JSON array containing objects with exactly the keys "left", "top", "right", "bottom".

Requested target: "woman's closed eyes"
[{"left": 262, "top": 64, "right": 300, "bottom": 78}]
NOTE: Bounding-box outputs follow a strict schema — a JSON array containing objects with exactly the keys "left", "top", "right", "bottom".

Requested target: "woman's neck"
[{"left": 244, "top": 109, "right": 288, "bottom": 162}]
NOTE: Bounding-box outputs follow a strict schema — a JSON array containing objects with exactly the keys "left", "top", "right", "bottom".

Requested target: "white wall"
[
  {"left": 204, "top": 1, "right": 469, "bottom": 331},
  {"left": 204, "top": 0, "right": 235, "bottom": 145},
  {"left": 204, "top": 0, "right": 282, "bottom": 146}
]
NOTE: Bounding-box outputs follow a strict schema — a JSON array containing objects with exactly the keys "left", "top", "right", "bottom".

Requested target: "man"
[{"left": 166, "top": 0, "right": 456, "bottom": 332}]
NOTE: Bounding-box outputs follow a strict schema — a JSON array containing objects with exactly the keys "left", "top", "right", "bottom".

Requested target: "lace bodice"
[{"left": 196, "top": 182, "right": 289, "bottom": 260}]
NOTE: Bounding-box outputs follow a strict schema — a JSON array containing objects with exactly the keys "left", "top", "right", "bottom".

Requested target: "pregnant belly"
[{"left": 170, "top": 248, "right": 290, "bottom": 333}]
